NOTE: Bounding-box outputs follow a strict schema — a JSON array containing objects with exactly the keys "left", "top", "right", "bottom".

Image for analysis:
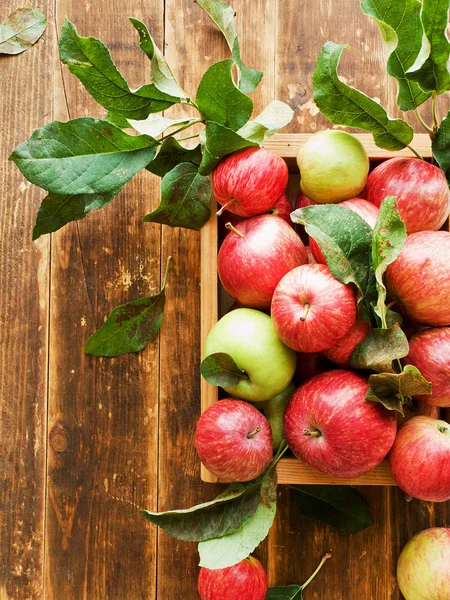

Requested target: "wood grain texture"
[
  {"left": 44, "top": 2, "right": 162, "bottom": 598},
  {"left": 0, "top": 2, "right": 51, "bottom": 598}
]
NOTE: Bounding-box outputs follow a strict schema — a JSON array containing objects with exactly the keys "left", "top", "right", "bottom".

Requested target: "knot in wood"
[{"left": 49, "top": 425, "right": 70, "bottom": 453}]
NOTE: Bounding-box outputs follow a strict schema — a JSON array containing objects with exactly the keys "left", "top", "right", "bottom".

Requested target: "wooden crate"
[{"left": 200, "top": 132, "right": 436, "bottom": 485}]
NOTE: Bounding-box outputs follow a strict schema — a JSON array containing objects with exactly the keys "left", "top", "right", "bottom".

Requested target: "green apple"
[
  {"left": 297, "top": 130, "right": 369, "bottom": 203},
  {"left": 262, "top": 381, "right": 297, "bottom": 450},
  {"left": 204, "top": 308, "right": 296, "bottom": 402}
]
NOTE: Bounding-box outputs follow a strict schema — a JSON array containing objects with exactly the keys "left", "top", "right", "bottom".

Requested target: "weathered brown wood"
[
  {"left": 0, "top": 2, "right": 51, "bottom": 598},
  {"left": 44, "top": 2, "right": 162, "bottom": 598}
]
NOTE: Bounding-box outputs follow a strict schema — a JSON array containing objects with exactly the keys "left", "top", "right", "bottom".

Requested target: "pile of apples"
[{"left": 195, "top": 130, "right": 450, "bottom": 599}]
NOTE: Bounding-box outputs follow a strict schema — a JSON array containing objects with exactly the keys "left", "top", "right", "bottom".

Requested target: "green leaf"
[
  {"left": 198, "top": 468, "right": 277, "bottom": 569},
  {"left": 266, "top": 586, "right": 302, "bottom": 600},
  {"left": 84, "top": 257, "right": 171, "bottom": 357},
  {"left": 291, "top": 204, "right": 376, "bottom": 320},
  {"left": 196, "top": 59, "right": 253, "bottom": 131},
  {"left": 372, "top": 196, "right": 407, "bottom": 327},
  {"left": 141, "top": 481, "right": 261, "bottom": 542},
  {"left": 144, "top": 163, "right": 211, "bottom": 230},
  {"left": 366, "top": 365, "right": 432, "bottom": 414},
  {"left": 291, "top": 485, "right": 373, "bottom": 534},
  {"left": 406, "top": 0, "right": 450, "bottom": 95},
  {"left": 198, "top": 121, "right": 258, "bottom": 175},
  {"left": 32, "top": 188, "right": 122, "bottom": 239},
  {"left": 105, "top": 111, "right": 131, "bottom": 128},
  {"left": 237, "top": 101, "right": 294, "bottom": 143},
  {"left": 146, "top": 138, "right": 202, "bottom": 177},
  {"left": 350, "top": 323, "right": 409, "bottom": 373},
  {"left": 129, "top": 18, "right": 188, "bottom": 98},
  {"left": 128, "top": 114, "right": 197, "bottom": 138},
  {"left": 0, "top": 8, "right": 46, "bottom": 55},
  {"left": 195, "top": 0, "right": 263, "bottom": 93},
  {"left": 313, "top": 42, "right": 414, "bottom": 151},
  {"left": 59, "top": 20, "right": 178, "bottom": 120},
  {"left": 201, "top": 352, "right": 250, "bottom": 387},
  {"left": 432, "top": 112, "right": 450, "bottom": 180},
  {"left": 360, "top": 0, "right": 431, "bottom": 110},
  {"left": 9, "top": 117, "right": 158, "bottom": 195}
]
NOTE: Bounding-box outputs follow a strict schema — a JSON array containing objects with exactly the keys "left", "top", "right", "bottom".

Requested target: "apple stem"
[
  {"left": 247, "top": 425, "right": 261, "bottom": 439},
  {"left": 300, "top": 552, "right": 332, "bottom": 591},
  {"left": 439, "top": 425, "right": 449, "bottom": 434},
  {"left": 225, "top": 222, "right": 244, "bottom": 237},
  {"left": 303, "top": 428, "right": 321, "bottom": 438},
  {"left": 216, "top": 200, "right": 233, "bottom": 217},
  {"left": 300, "top": 303, "right": 310, "bottom": 322}
]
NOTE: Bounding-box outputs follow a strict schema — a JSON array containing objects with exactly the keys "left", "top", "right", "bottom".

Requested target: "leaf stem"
[
  {"left": 186, "top": 98, "right": 200, "bottom": 111},
  {"left": 160, "top": 119, "right": 202, "bottom": 141},
  {"left": 406, "top": 144, "right": 424, "bottom": 160},
  {"left": 300, "top": 553, "right": 332, "bottom": 591},
  {"left": 177, "top": 133, "right": 200, "bottom": 141},
  {"left": 413, "top": 109, "right": 433, "bottom": 135},
  {"left": 432, "top": 92, "right": 438, "bottom": 132}
]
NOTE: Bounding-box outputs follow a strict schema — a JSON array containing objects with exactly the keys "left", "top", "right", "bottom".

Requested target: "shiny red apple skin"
[
  {"left": 366, "top": 157, "right": 450, "bottom": 234},
  {"left": 284, "top": 370, "right": 397, "bottom": 478},
  {"left": 212, "top": 147, "right": 289, "bottom": 217},
  {"left": 397, "top": 528, "right": 450, "bottom": 600},
  {"left": 198, "top": 556, "right": 268, "bottom": 600},
  {"left": 218, "top": 215, "right": 308, "bottom": 310},
  {"left": 403, "top": 328, "right": 450, "bottom": 407},
  {"left": 195, "top": 399, "right": 273, "bottom": 482},
  {"left": 390, "top": 416, "right": 450, "bottom": 501},
  {"left": 309, "top": 198, "right": 379, "bottom": 264},
  {"left": 385, "top": 231, "right": 450, "bottom": 326},
  {"left": 295, "top": 192, "right": 316, "bottom": 210},
  {"left": 271, "top": 264, "right": 357, "bottom": 353},
  {"left": 323, "top": 317, "right": 370, "bottom": 367}
]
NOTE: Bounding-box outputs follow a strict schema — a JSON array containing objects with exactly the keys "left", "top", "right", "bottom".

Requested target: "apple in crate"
[
  {"left": 198, "top": 556, "right": 267, "bottom": 600},
  {"left": 390, "top": 416, "right": 450, "bottom": 501},
  {"left": 271, "top": 264, "right": 357, "bottom": 353},
  {"left": 386, "top": 231, "right": 450, "bottom": 326},
  {"left": 218, "top": 215, "right": 308, "bottom": 309},
  {"left": 212, "top": 147, "right": 289, "bottom": 217},
  {"left": 404, "top": 328, "right": 450, "bottom": 407},
  {"left": 195, "top": 399, "right": 272, "bottom": 482},
  {"left": 284, "top": 370, "right": 397, "bottom": 478},
  {"left": 366, "top": 157, "right": 450, "bottom": 234},
  {"left": 323, "top": 317, "right": 370, "bottom": 367},
  {"left": 296, "top": 130, "right": 369, "bottom": 204},
  {"left": 397, "top": 528, "right": 450, "bottom": 600},
  {"left": 204, "top": 308, "right": 296, "bottom": 402}
]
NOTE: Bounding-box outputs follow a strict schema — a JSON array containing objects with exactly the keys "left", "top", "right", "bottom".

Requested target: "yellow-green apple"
[
  {"left": 397, "top": 528, "right": 450, "bottom": 600},
  {"left": 323, "top": 317, "right": 371, "bottom": 367},
  {"left": 195, "top": 399, "right": 272, "bottom": 481},
  {"left": 271, "top": 264, "right": 357, "bottom": 352},
  {"left": 390, "top": 416, "right": 450, "bottom": 501},
  {"left": 261, "top": 381, "right": 297, "bottom": 450},
  {"left": 403, "top": 328, "right": 450, "bottom": 407},
  {"left": 218, "top": 215, "right": 308, "bottom": 309},
  {"left": 386, "top": 231, "right": 450, "bottom": 326},
  {"left": 366, "top": 157, "right": 450, "bottom": 234},
  {"left": 204, "top": 308, "right": 296, "bottom": 401},
  {"left": 212, "top": 147, "right": 289, "bottom": 217},
  {"left": 296, "top": 130, "right": 369, "bottom": 204},
  {"left": 198, "top": 556, "right": 267, "bottom": 600},
  {"left": 284, "top": 370, "right": 397, "bottom": 478}
]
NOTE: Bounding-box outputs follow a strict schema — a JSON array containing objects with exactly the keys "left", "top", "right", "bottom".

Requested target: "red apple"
[
  {"left": 218, "top": 215, "right": 308, "bottom": 309},
  {"left": 198, "top": 556, "right": 268, "bottom": 600},
  {"left": 195, "top": 399, "right": 273, "bottom": 482},
  {"left": 295, "top": 192, "right": 316, "bottom": 210},
  {"left": 366, "top": 157, "right": 449, "bottom": 234},
  {"left": 397, "top": 528, "right": 450, "bottom": 600},
  {"left": 271, "top": 263, "right": 357, "bottom": 352},
  {"left": 212, "top": 147, "right": 289, "bottom": 217},
  {"left": 309, "top": 198, "right": 379, "bottom": 264},
  {"left": 403, "top": 328, "right": 450, "bottom": 407},
  {"left": 385, "top": 231, "right": 450, "bottom": 326},
  {"left": 390, "top": 416, "right": 450, "bottom": 501},
  {"left": 284, "top": 370, "right": 397, "bottom": 478},
  {"left": 323, "top": 317, "right": 370, "bottom": 367}
]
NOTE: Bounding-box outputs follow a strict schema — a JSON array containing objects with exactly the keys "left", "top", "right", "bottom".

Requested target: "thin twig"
[{"left": 413, "top": 108, "right": 433, "bottom": 135}]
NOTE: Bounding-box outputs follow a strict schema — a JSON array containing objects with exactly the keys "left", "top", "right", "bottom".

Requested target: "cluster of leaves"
[
  {"left": 0, "top": 7, "right": 46, "bottom": 55},
  {"left": 312, "top": 0, "right": 450, "bottom": 178},
  {"left": 8, "top": 0, "right": 293, "bottom": 358}
]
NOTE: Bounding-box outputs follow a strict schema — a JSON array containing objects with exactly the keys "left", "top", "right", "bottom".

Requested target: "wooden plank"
[
  {"left": 44, "top": 2, "right": 162, "bottom": 598},
  {"left": 0, "top": 2, "right": 51, "bottom": 598},
  {"left": 276, "top": 459, "right": 396, "bottom": 486}
]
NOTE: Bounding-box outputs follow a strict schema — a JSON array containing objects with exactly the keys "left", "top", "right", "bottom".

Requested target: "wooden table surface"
[{"left": 1, "top": 1, "right": 449, "bottom": 598}]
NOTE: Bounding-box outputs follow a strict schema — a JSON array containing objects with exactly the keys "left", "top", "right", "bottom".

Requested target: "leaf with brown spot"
[{"left": 0, "top": 8, "right": 46, "bottom": 55}]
